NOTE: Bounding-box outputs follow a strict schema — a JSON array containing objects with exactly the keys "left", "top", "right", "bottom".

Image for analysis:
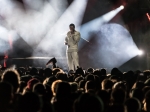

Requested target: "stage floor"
[{"left": 6, "top": 57, "right": 68, "bottom": 69}]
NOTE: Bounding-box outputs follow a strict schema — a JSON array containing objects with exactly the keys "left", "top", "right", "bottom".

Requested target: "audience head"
[
  {"left": 79, "top": 80, "right": 86, "bottom": 89},
  {"left": 85, "top": 75, "right": 95, "bottom": 81},
  {"left": 18, "top": 92, "right": 42, "bottom": 112},
  {"left": 18, "top": 81, "right": 26, "bottom": 94},
  {"left": 44, "top": 68, "right": 52, "bottom": 78},
  {"left": 53, "top": 68, "right": 62, "bottom": 76},
  {"left": 39, "top": 69, "right": 44, "bottom": 77},
  {"left": 97, "top": 90, "right": 110, "bottom": 106},
  {"left": 93, "top": 69, "right": 101, "bottom": 76},
  {"left": 76, "top": 67, "right": 85, "bottom": 76},
  {"left": 145, "top": 78, "right": 150, "bottom": 86},
  {"left": 142, "top": 86, "right": 150, "bottom": 95},
  {"left": 111, "top": 88, "right": 126, "bottom": 104},
  {"left": 130, "top": 88, "right": 144, "bottom": 103},
  {"left": 51, "top": 80, "right": 62, "bottom": 96},
  {"left": 132, "top": 81, "right": 144, "bottom": 90},
  {"left": 85, "top": 81, "right": 96, "bottom": 93},
  {"left": 20, "top": 75, "right": 32, "bottom": 84},
  {"left": 43, "top": 76, "right": 57, "bottom": 86},
  {"left": 101, "top": 79, "right": 113, "bottom": 90},
  {"left": 113, "top": 81, "right": 127, "bottom": 90},
  {"left": 70, "top": 82, "right": 78, "bottom": 93},
  {"left": 101, "top": 68, "right": 107, "bottom": 76},
  {"left": 27, "top": 78, "right": 40, "bottom": 91},
  {"left": 33, "top": 83, "right": 46, "bottom": 95},
  {"left": 30, "top": 67, "right": 38, "bottom": 76},
  {"left": 124, "top": 98, "right": 141, "bottom": 112},
  {"left": 56, "top": 81, "right": 71, "bottom": 98},
  {"left": 0, "top": 82, "right": 13, "bottom": 108},
  {"left": 56, "top": 72, "right": 68, "bottom": 81},
  {"left": 2, "top": 69, "right": 20, "bottom": 93},
  {"left": 75, "top": 76, "right": 84, "bottom": 83},
  {"left": 144, "top": 90, "right": 150, "bottom": 112},
  {"left": 87, "top": 67, "right": 94, "bottom": 74},
  {"left": 74, "top": 93, "right": 103, "bottom": 112},
  {"left": 111, "top": 68, "right": 119, "bottom": 76},
  {"left": 109, "top": 75, "right": 119, "bottom": 83}
]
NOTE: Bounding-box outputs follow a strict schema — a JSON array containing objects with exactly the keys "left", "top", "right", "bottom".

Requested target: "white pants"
[{"left": 67, "top": 52, "right": 79, "bottom": 71}]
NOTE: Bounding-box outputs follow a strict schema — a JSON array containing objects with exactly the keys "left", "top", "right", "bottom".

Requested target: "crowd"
[{"left": 0, "top": 65, "right": 150, "bottom": 112}]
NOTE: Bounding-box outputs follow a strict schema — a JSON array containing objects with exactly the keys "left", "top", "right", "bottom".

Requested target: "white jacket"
[{"left": 65, "top": 31, "right": 80, "bottom": 52}]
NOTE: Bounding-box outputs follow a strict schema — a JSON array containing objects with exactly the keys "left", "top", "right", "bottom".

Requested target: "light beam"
[
  {"left": 79, "top": 5, "right": 125, "bottom": 49},
  {"left": 34, "top": 0, "right": 88, "bottom": 57}
]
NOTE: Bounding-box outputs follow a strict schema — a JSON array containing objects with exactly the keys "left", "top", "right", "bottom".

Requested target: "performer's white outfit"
[{"left": 65, "top": 31, "right": 80, "bottom": 71}]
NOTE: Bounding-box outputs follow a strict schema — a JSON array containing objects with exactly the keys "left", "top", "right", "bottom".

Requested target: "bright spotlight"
[
  {"left": 120, "top": 5, "right": 124, "bottom": 10},
  {"left": 79, "top": 5, "right": 125, "bottom": 49},
  {"left": 138, "top": 50, "right": 144, "bottom": 55}
]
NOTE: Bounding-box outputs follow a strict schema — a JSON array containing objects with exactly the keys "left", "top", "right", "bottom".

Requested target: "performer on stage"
[{"left": 65, "top": 23, "right": 81, "bottom": 71}]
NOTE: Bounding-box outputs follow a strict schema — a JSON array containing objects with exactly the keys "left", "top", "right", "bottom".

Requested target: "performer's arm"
[
  {"left": 72, "top": 32, "right": 80, "bottom": 44},
  {"left": 65, "top": 36, "right": 68, "bottom": 45}
]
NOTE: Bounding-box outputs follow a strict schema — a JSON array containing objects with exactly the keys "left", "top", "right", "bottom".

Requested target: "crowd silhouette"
[{"left": 0, "top": 64, "right": 150, "bottom": 112}]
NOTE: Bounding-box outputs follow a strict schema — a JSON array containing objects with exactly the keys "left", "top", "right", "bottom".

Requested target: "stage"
[{"left": 5, "top": 57, "right": 68, "bottom": 70}]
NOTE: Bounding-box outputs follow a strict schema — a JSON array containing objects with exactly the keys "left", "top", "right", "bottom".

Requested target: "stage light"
[
  {"left": 146, "top": 13, "right": 150, "bottom": 21},
  {"left": 120, "top": 5, "right": 124, "bottom": 10},
  {"left": 138, "top": 50, "right": 144, "bottom": 55},
  {"left": 79, "top": 5, "right": 125, "bottom": 49}
]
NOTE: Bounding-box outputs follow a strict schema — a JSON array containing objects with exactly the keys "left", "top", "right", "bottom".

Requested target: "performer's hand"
[
  {"left": 65, "top": 42, "right": 68, "bottom": 45},
  {"left": 71, "top": 30, "right": 75, "bottom": 34}
]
